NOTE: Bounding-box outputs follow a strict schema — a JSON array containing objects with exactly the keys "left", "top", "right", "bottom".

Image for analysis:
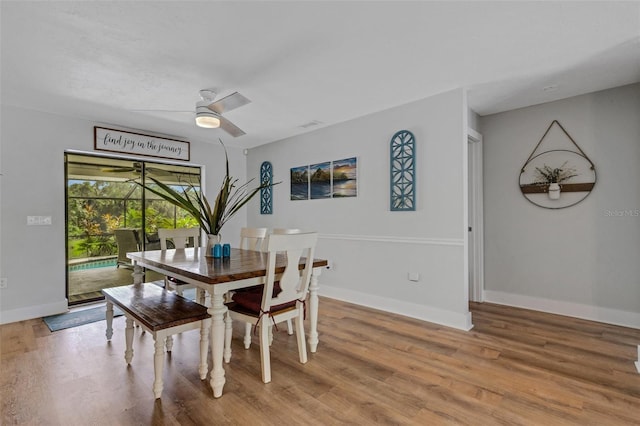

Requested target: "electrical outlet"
[
  {"left": 0, "top": 278, "right": 7, "bottom": 289},
  {"left": 27, "top": 216, "right": 52, "bottom": 226},
  {"left": 408, "top": 272, "right": 420, "bottom": 282}
]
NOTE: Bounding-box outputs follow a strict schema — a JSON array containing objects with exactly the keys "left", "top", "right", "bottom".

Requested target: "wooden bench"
[{"left": 102, "top": 283, "right": 211, "bottom": 399}]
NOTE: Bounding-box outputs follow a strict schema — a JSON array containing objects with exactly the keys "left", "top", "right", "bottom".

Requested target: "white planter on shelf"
[{"left": 548, "top": 183, "right": 561, "bottom": 200}]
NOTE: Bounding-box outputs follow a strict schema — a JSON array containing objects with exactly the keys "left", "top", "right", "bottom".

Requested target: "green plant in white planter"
[
  {"left": 140, "top": 140, "right": 278, "bottom": 254},
  {"left": 534, "top": 161, "right": 578, "bottom": 200}
]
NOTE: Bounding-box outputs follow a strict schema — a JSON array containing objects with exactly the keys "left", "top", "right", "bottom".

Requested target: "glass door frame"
[{"left": 64, "top": 149, "right": 204, "bottom": 305}]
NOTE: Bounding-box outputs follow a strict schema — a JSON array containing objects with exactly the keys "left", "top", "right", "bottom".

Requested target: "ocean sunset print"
[{"left": 332, "top": 157, "right": 357, "bottom": 198}]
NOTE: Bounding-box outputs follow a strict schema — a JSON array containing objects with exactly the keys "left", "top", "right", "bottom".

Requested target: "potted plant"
[
  {"left": 140, "top": 140, "right": 277, "bottom": 255},
  {"left": 534, "top": 161, "right": 578, "bottom": 200}
]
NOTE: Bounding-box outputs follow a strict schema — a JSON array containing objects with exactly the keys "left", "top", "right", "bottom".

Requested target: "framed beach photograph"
[
  {"left": 290, "top": 165, "right": 309, "bottom": 200},
  {"left": 310, "top": 162, "right": 332, "bottom": 199},
  {"left": 332, "top": 157, "right": 357, "bottom": 198}
]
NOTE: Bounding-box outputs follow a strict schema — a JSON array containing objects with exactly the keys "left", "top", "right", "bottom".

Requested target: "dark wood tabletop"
[{"left": 127, "top": 248, "right": 328, "bottom": 285}]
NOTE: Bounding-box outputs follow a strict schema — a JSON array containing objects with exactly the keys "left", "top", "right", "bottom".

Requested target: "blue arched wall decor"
[
  {"left": 260, "top": 161, "right": 273, "bottom": 214},
  {"left": 390, "top": 130, "right": 416, "bottom": 211}
]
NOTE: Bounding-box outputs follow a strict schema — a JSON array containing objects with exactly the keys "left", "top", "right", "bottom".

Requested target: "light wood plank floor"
[{"left": 1, "top": 298, "right": 639, "bottom": 425}]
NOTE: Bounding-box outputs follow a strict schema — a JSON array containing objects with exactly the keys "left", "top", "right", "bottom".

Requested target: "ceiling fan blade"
[
  {"left": 102, "top": 163, "right": 141, "bottom": 173},
  {"left": 219, "top": 116, "right": 246, "bottom": 138},
  {"left": 102, "top": 163, "right": 176, "bottom": 175},
  {"left": 145, "top": 167, "right": 177, "bottom": 177},
  {"left": 131, "top": 109, "right": 192, "bottom": 113},
  {"left": 207, "top": 92, "right": 251, "bottom": 114},
  {"left": 101, "top": 168, "right": 137, "bottom": 173}
]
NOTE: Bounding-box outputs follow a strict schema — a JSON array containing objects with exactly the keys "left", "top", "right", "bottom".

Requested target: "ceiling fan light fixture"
[
  {"left": 195, "top": 102, "right": 221, "bottom": 128},
  {"left": 195, "top": 113, "right": 221, "bottom": 128},
  {"left": 193, "top": 91, "right": 249, "bottom": 136}
]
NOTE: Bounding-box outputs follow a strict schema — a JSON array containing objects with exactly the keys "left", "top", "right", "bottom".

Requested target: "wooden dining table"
[{"left": 127, "top": 247, "right": 327, "bottom": 398}]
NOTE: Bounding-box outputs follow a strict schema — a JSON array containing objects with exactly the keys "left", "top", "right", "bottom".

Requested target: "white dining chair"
[
  {"left": 272, "top": 228, "right": 302, "bottom": 235},
  {"left": 272, "top": 229, "right": 303, "bottom": 335},
  {"left": 230, "top": 227, "right": 275, "bottom": 325},
  {"left": 239, "top": 227, "right": 268, "bottom": 251},
  {"left": 224, "top": 232, "right": 318, "bottom": 383},
  {"left": 225, "top": 227, "right": 270, "bottom": 304},
  {"left": 158, "top": 227, "right": 200, "bottom": 250},
  {"left": 158, "top": 228, "right": 205, "bottom": 304},
  {"left": 238, "top": 228, "right": 302, "bottom": 342}
]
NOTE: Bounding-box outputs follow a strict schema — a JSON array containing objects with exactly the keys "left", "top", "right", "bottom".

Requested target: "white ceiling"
[{"left": 2, "top": 1, "right": 639, "bottom": 149}]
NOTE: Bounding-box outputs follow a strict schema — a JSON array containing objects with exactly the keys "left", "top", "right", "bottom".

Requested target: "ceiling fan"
[
  {"left": 100, "top": 162, "right": 172, "bottom": 176},
  {"left": 100, "top": 162, "right": 144, "bottom": 173},
  {"left": 195, "top": 89, "right": 251, "bottom": 137}
]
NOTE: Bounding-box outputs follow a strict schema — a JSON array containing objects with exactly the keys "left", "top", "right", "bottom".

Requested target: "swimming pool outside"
[{"left": 68, "top": 257, "right": 117, "bottom": 271}]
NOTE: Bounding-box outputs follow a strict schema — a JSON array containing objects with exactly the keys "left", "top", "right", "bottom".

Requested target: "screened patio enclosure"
[{"left": 65, "top": 152, "right": 202, "bottom": 305}]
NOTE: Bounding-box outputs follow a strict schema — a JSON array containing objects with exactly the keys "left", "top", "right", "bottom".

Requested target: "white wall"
[
  {"left": 0, "top": 105, "right": 246, "bottom": 323},
  {"left": 468, "top": 108, "right": 480, "bottom": 132},
  {"left": 0, "top": 88, "right": 471, "bottom": 329},
  {"left": 246, "top": 88, "right": 472, "bottom": 330},
  {"left": 481, "top": 83, "right": 640, "bottom": 328}
]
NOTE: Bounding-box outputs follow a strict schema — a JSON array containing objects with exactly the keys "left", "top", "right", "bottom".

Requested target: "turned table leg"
[
  {"left": 224, "top": 312, "right": 232, "bottom": 363},
  {"left": 105, "top": 301, "right": 114, "bottom": 341},
  {"left": 308, "top": 267, "right": 322, "bottom": 353},
  {"left": 132, "top": 262, "right": 144, "bottom": 285},
  {"left": 208, "top": 292, "right": 227, "bottom": 398},
  {"left": 199, "top": 318, "right": 211, "bottom": 379}
]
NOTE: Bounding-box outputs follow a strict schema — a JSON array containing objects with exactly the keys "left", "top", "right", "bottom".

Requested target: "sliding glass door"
[{"left": 65, "top": 153, "right": 201, "bottom": 305}]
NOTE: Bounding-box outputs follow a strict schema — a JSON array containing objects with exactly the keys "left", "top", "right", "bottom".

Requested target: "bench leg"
[
  {"left": 105, "top": 301, "right": 114, "bottom": 341},
  {"left": 124, "top": 317, "right": 134, "bottom": 364},
  {"left": 199, "top": 319, "right": 211, "bottom": 379},
  {"left": 165, "top": 335, "right": 174, "bottom": 352},
  {"left": 153, "top": 337, "right": 165, "bottom": 399}
]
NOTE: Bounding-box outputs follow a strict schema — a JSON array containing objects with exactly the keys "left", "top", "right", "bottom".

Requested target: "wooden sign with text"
[{"left": 94, "top": 127, "right": 190, "bottom": 161}]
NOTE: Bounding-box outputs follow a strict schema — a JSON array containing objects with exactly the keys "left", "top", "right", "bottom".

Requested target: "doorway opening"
[
  {"left": 65, "top": 152, "right": 202, "bottom": 305},
  {"left": 468, "top": 129, "right": 484, "bottom": 303}
]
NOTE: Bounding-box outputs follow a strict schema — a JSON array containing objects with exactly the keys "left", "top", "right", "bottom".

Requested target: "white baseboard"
[
  {"left": 0, "top": 299, "right": 69, "bottom": 325},
  {"left": 320, "top": 285, "right": 473, "bottom": 331},
  {"left": 484, "top": 290, "right": 640, "bottom": 329}
]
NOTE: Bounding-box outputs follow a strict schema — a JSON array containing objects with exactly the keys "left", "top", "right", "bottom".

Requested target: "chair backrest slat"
[
  {"left": 262, "top": 232, "right": 318, "bottom": 311},
  {"left": 158, "top": 228, "right": 200, "bottom": 250},
  {"left": 272, "top": 228, "right": 301, "bottom": 235},
  {"left": 239, "top": 227, "right": 268, "bottom": 251}
]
